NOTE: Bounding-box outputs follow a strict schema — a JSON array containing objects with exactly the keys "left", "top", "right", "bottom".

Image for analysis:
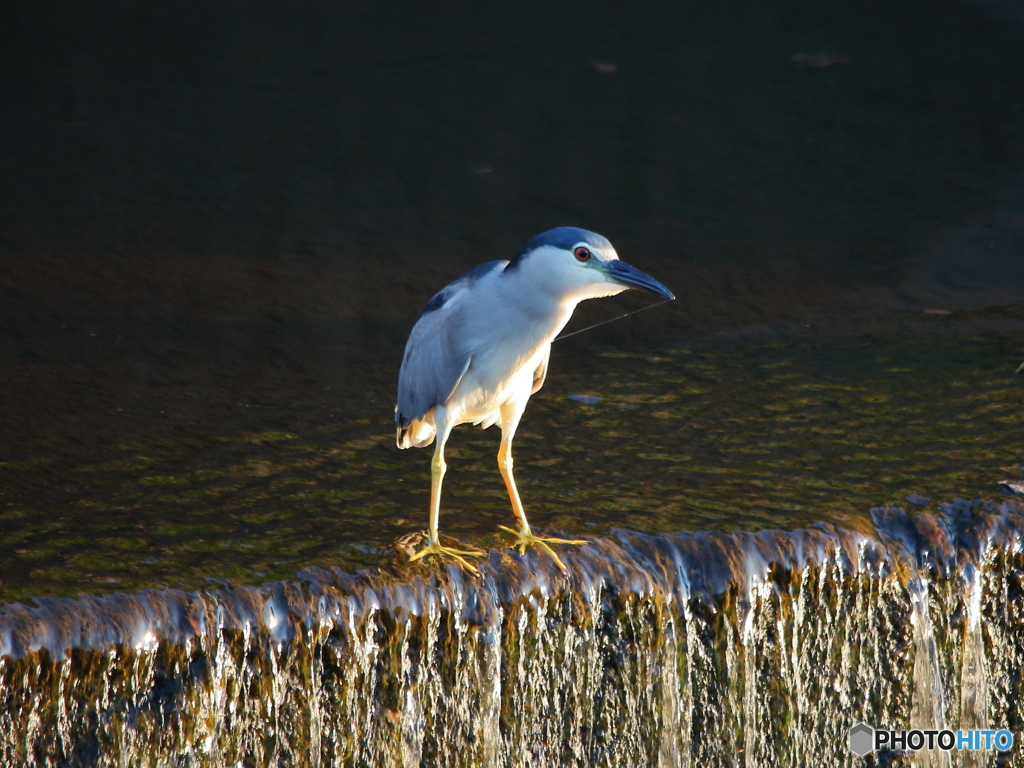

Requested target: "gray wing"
[
  {"left": 395, "top": 261, "right": 505, "bottom": 428},
  {"left": 396, "top": 299, "right": 471, "bottom": 428},
  {"left": 531, "top": 345, "right": 550, "bottom": 394}
]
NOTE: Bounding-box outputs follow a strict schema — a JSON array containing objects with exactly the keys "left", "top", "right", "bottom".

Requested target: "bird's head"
[{"left": 506, "top": 227, "right": 675, "bottom": 304}]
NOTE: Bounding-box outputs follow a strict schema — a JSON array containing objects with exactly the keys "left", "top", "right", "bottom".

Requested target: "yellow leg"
[
  {"left": 427, "top": 444, "right": 446, "bottom": 546},
  {"left": 498, "top": 435, "right": 530, "bottom": 535},
  {"left": 407, "top": 410, "right": 484, "bottom": 572},
  {"left": 496, "top": 409, "right": 586, "bottom": 572}
]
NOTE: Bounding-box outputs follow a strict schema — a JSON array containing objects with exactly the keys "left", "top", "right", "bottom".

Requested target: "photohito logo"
[
  {"left": 849, "top": 723, "right": 874, "bottom": 756},
  {"left": 848, "top": 722, "right": 1014, "bottom": 755}
]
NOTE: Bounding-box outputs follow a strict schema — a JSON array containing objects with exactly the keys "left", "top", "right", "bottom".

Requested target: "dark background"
[
  {"left": 2, "top": 0, "right": 1023, "bottom": 460},
  {"left": 3, "top": 0, "right": 1024, "bottom": 600}
]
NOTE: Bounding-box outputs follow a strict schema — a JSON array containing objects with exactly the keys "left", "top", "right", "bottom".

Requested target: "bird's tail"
[{"left": 396, "top": 411, "right": 436, "bottom": 449}]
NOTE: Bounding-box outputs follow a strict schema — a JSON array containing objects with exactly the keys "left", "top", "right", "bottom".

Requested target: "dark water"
[
  {"left": 1, "top": 0, "right": 1024, "bottom": 598},
  {"left": 2, "top": 0, "right": 1024, "bottom": 599}
]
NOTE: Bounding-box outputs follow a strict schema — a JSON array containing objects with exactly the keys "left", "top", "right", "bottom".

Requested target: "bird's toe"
[
  {"left": 498, "top": 526, "right": 588, "bottom": 572},
  {"left": 406, "top": 538, "right": 485, "bottom": 574}
]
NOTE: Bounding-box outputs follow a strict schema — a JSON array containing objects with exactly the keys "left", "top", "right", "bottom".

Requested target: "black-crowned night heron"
[{"left": 396, "top": 227, "right": 674, "bottom": 571}]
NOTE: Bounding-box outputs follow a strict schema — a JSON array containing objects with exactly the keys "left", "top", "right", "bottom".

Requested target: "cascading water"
[{"left": 1, "top": 497, "right": 1022, "bottom": 767}]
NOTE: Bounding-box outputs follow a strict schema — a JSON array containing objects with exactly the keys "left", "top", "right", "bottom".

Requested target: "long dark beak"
[{"left": 604, "top": 260, "right": 675, "bottom": 300}]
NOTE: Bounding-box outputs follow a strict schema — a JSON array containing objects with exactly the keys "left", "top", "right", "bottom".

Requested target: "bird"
[{"left": 395, "top": 227, "right": 674, "bottom": 572}]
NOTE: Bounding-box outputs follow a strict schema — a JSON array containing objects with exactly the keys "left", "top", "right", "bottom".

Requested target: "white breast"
[{"left": 444, "top": 266, "right": 575, "bottom": 428}]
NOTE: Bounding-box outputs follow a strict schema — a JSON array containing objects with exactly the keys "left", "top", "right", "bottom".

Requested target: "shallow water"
[{"left": 2, "top": 322, "right": 1023, "bottom": 605}]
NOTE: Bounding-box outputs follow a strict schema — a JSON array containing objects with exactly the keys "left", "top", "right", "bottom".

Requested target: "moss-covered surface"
[{"left": 1, "top": 326, "right": 1021, "bottom": 604}]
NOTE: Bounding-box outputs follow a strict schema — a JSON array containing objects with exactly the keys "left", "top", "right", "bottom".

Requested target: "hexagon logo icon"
[{"left": 849, "top": 722, "right": 874, "bottom": 756}]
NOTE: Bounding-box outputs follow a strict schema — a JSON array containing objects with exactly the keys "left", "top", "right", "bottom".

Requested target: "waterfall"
[{"left": 1, "top": 498, "right": 1022, "bottom": 767}]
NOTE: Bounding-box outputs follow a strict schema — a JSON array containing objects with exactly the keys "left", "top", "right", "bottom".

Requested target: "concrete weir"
[{"left": 1, "top": 498, "right": 1022, "bottom": 767}]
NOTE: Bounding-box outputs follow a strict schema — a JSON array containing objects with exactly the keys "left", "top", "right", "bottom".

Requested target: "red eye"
[{"left": 574, "top": 247, "right": 591, "bottom": 262}]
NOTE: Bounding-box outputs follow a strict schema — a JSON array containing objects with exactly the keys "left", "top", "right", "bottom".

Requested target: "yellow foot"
[
  {"left": 407, "top": 539, "right": 485, "bottom": 574},
  {"left": 498, "top": 526, "right": 588, "bottom": 572}
]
